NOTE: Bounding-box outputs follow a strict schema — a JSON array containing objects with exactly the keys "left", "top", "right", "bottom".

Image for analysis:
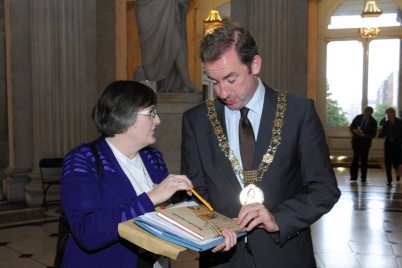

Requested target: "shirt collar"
[
  {"left": 105, "top": 138, "right": 139, "bottom": 165},
  {"left": 224, "top": 78, "right": 265, "bottom": 116},
  {"left": 246, "top": 78, "right": 264, "bottom": 115}
]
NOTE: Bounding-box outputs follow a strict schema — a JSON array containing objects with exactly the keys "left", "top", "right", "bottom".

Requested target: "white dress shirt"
[{"left": 225, "top": 78, "right": 265, "bottom": 188}]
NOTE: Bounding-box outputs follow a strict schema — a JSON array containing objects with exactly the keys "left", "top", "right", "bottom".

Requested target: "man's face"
[
  {"left": 363, "top": 108, "right": 372, "bottom": 117},
  {"left": 204, "top": 48, "right": 261, "bottom": 110}
]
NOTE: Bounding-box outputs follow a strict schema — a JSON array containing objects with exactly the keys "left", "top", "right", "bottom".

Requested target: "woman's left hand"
[{"left": 147, "top": 174, "right": 193, "bottom": 205}]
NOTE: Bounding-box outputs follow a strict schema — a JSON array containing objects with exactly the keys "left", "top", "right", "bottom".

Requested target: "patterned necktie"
[{"left": 239, "top": 107, "right": 255, "bottom": 171}]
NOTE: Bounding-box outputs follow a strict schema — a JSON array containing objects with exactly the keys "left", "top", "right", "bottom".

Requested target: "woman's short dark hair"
[
  {"left": 200, "top": 21, "right": 259, "bottom": 73},
  {"left": 92, "top": 80, "right": 157, "bottom": 137}
]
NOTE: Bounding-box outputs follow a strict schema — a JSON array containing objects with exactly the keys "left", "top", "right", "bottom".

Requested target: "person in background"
[
  {"left": 61, "top": 81, "right": 236, "bottom": 268},
  {"left": 349, "top": 106, "right": 378, "bottom": 182},
  {"left": 378, "top": 107, "right": 402, "bottom": 186},
  {"left": 181, "top": 21, "right": 341, "bottom": 268}
]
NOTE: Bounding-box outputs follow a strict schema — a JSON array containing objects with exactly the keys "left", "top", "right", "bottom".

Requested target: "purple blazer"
[{"left": 61, "top": 137, "right": 168, "bottom": 267}]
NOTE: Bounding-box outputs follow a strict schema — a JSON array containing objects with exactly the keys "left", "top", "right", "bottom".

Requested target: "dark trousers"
[
  {"left": 384, "top": 141, "right": 402, "bottom": 182},
  {"left": 350, "top": 139, "right": 371, "bottom": 180}
]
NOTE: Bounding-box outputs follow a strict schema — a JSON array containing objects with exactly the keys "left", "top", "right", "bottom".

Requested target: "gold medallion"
[{"left": 239, "top": 184, "right": 264, "bottom": 205}]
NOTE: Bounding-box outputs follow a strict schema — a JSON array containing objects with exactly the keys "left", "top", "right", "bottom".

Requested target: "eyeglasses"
[{"left": 136, "top": 109, "right": 157, "bottom": 118}]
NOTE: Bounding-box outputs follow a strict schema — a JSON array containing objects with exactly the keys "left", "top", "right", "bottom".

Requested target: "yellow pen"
[{"left": 191, "top": 188, "right": 214, "bottom": 212}]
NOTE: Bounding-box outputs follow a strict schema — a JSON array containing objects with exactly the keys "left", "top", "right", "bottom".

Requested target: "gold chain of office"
[{"left": 206, "top": 90, "right": 287, "bottom": 185}]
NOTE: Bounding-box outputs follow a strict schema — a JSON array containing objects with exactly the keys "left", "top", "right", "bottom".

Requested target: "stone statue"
[{"left": 135, "top": 0, "right": 196, "bottom": 92}]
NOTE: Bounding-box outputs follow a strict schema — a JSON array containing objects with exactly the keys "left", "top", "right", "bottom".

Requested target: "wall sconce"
[
  {"left": 203, "top": 9, "right": 223, "bottom": 35},
  {"left": 360, "top": 0, "right": 382, "bottom": 38}
]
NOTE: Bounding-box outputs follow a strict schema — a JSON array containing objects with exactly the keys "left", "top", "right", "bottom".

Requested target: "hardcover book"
[
  {"left": 156, "top": 204, "right": 242, "bottom": 240},
  {"left": 133, "top": 201, "right": 247, "bottom": 251}
]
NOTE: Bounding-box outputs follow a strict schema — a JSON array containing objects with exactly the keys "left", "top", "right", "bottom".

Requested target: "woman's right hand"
[{"left": 147, "top": 174, "right": 193, "bottom": 205}]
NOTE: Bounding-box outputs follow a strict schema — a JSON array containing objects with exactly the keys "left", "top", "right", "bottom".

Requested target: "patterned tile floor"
[{"left": 0, "top": 167, "right": 401, "bottom": 267}]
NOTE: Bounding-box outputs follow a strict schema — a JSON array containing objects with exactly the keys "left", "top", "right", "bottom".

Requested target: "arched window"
[
  {"left": 319, "top": 0, "right": 402, "bottom": 158},
  {"left": 325, "top": 0, "right": 402, "bottom": 126}
]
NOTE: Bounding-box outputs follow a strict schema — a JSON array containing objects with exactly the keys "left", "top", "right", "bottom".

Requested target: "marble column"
[
  {"left": 3, "top": 0, "right": 34, "bottom": 202},
  {"left": 2, "top": 0, "right": 100, "bottom": 206},
  {"left": 24, "top": 0, "right": 98, "bottom": 206},
  {"left": 0, "top": 0, "right": 7, "bottom": 201}
]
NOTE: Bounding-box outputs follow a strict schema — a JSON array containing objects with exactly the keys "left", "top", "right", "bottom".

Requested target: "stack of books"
[{"left": 133, "top": 201, "right": 246, "bottom": 251}]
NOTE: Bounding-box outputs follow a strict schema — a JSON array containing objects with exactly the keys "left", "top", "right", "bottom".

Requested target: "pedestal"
[
  {"left": 3, "top": 167, "right": 30, "bottom": 202},
  {"left": 154, "top": 92, "right": 203, "bottom": 173},
  {"left": 24, "top": 170, "right": 47, "bottom": 207}
]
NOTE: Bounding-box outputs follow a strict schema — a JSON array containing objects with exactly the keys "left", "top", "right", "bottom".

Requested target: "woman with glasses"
[{"left": 59, "top": 81, "right": 216, "bottom": 267}]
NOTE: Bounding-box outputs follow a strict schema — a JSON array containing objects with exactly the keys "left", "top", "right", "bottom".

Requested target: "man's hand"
[
  {"left": 211, "top": 228, "right": 237, "bottom": 253},
  {"left": 237, "top": 203, "right": 279, "bottom": 232},
  {"left": 352, "top": 128, "right": 365, "bottom": 137}
]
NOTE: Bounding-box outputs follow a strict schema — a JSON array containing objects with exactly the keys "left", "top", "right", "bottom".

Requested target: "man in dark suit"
[
  {"left": 349, "top": 106, "right": 378, "bottom": 182},
  {"left": 181, "top": 22, "right": 341, "bottom": 268}
]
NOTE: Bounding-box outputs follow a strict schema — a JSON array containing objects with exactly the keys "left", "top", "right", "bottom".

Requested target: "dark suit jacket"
[
  {"left": 181, "top": 85, "right": 341, "bottom": 268},
  {"left": 378, "top": 118, "right": 402, "bottom": 144},
  {"left": 349, "top": 114, "right": 378, "bottom": 146}
]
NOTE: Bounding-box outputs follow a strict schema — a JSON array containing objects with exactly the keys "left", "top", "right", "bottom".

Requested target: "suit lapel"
[
  {"left": 213, "top": 99, "right": 243, "bottom": 191},
  {"left": 253, "top": 85, "right": 277, "bottom": 170},
  {"left": 215, "top": 99, "right": 227, "bottom": 136}
]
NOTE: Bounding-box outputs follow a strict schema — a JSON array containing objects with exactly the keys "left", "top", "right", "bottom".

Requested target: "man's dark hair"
[
  {"left": 200, "top": 21, "right": 259, "bottom": 73},
  {"left": 364, "top": 106, "right": 374, "bottom": 114}
]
